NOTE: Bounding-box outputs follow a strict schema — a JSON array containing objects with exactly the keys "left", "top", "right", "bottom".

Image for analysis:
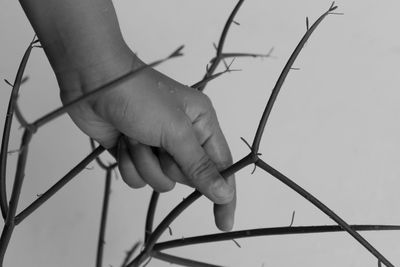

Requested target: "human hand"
[{"left": 56, "top": 49, "right": 236, "bottom": 231}]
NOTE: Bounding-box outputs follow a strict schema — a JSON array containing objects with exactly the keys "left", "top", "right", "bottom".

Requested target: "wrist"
[{"left": 54, "top": 43, "right": 144, "bottom": 99}]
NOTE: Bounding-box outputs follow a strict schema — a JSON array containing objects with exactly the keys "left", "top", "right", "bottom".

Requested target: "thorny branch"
[
  {"left": 127, "top": 2, "right": 397, "bottom": 267},
  {"left": 1, "top": 1, "right": 398, "bottom": 267}
]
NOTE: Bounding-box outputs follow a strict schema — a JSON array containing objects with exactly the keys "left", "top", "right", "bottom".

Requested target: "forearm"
[{"left": 19, "top": 0, "right": 137, "bottom": 76}]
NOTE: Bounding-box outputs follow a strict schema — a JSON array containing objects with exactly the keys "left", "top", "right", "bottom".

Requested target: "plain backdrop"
[{"left": 1, "top": 1, "right": 400, "bottom": 266}]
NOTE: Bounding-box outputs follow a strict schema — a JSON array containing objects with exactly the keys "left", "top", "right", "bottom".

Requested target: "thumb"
[{"left": 161, "top": 116, "right": 234, "bottom": 204}]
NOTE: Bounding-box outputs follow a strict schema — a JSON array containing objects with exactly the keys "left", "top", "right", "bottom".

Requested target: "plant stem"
[
  {"left": 256, "top": 159, "right": 395, "bottom": 267},
  {"left": 154, "top": 225, "right": 400, "bottom": 251},
  {"left": 0, "top": 130, "right": 32, "bottom": 265},
  {"left": 14, "top": 146, "right": 105, "bottom": 225},
  {"left": 0, "top": 39, "right": 35, "bottom": 219},
  {"left": 197, "top": 0, "right": 244, "bottom": 92},
  {"left": 96, "top": 169, "right": 112, "bottom": 267},
  {"left": 144, "top": 191, "right": 160, "bottom": 243},
  {"left": 252, "top": 3, "right": 338, "bottom": 153},
  {"left": 151, "top": 251, "right": 223, "bottom": 267}
]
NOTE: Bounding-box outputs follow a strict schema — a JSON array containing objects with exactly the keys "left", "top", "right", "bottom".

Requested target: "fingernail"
[{"left": 212, "top": 179, "right": 234, "bottom": 203}]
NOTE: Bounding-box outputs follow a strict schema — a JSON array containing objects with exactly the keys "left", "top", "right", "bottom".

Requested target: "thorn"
[
  {"left": 232, "top": 239, "right": 241, "bottom": 248},
  {"left": 85, "top": 166, "right": 94, "bottom": 170},
  {"left": 4, "top": 79, "right": 13, "bottom": 87},
  {"left": 168, "top": 226, "right": 173, "bottom": 236},
  {"left": 33, "top": 45, "right": 43, "bottom": 48},
  {"left": 240, "top": 137, "right": 252, "bottom": 151},
  {"left": 289, "top": 210, "right": 296, "bottom": 227},
  {"left": 227, "top": 57, "right": 237, "bottom": 70},
  {"left": 21, "top": 76, "right": 29, "bottom": 84},
  {"left": 233, "top": 20, "right": 240, "bottom": 26},
  {"left": 290, "top": 67, "right": 301, "bottom": 70},
  {"left": 251, "top": 164, "right": 257, "bottom": 175},
  {"left": 36, "top": 193, "right": 43, "bottom": 198},
  {"left": 214, "top": 42, "right": 229, "bottom": 68},
  {"left": 306, "top": 17, "right": 310, "bottom": 31}
]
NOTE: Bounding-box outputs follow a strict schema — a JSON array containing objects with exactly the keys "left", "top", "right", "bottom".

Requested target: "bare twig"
[
  {"left": 144, "top": 191, "right": 160, "bottom": 243},
  {"left": 0, "top": 130, "right": 32, "bottom": 264},
  {"left": 151, "top": 251, "right": 223, "bottom": 267},
  {"left": 197, "top": 0, "right": 244, "bottom": 91},
  {"left": 251, "top": 3, "right": 339, "bottom": 153},
  {"left": 154, "top": 225, "right": 400, "bottom": 251},
  {"left": 96, "top": 169, "right": 112, "bottom": 267},
  {"left": 256, "top": 159, "right": 395, "bottom": 267},
  {"left": 14, "top": 146, "right": 105, "bottom": 225},
  {"left": 0, "top": 37, "right": 36, "bottom": 219}
]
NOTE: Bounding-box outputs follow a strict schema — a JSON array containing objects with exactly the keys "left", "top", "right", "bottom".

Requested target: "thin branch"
[
  {"left": 151, "top": 251, "right": 223, "bottom": 267},
  {"left": 154, "top": 225, "right": 400, "bottom": 251},
  {"left": 0, "top": 38, "right": 36, "bottom": 219},
  {"left": 32, "top": 46, "right": 184, "bottom": 129},
  {"left": 145, "top": 191, "right": 160, "bottom": 243},
  {"left": 90, "top": 138, "right": 110, "bottom": 170},
  {"left": 14, "top": 146, "right": 105, "bottom": 225},
  {"left": 197, "top": 0, "right": 245, "bottom": 91},
  {"left": 219, "top": 50, "right": 273, "bottom": 60},
  {"left": 0, "top": 130, "right": 32, "bottom": 265},
  {"left": 96, "top": 169, "right": 112, "bottom": 267},
  {"left": 252, "top": 3, "right": 339, "bottom": 153},
  {"left": 191, "top": 68, "right": 239, "bottom": 90},
  {"left": 128, "top": 154, "right": 255, "bottom": 267},
  {"left": 256, "top": 159, "right": 395, "bottom": 267}
]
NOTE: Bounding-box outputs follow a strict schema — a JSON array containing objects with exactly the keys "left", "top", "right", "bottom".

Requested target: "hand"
[{"left": 56, "top": 48, "right": 236, "bottom": 231}]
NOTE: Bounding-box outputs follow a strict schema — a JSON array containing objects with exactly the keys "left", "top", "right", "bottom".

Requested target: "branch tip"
[{"left": 169, "top": 45, "right": 184, "bottom": 58}]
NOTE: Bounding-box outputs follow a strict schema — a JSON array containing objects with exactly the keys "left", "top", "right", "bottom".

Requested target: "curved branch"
[
  {"left": 0, "top": 38, "right": 36, "bottom": 219},
  {"left": 256, "top": 159, "right": 395, "bottom": 267},
  {"left": 127, "top": 154, "right": 254, "bottom": 267},
  {"left": 252, "top": 3, "right": 339, "bottom": 153},
  {"left": 154, "top": 225, "right": 400, "bottom": 251}
]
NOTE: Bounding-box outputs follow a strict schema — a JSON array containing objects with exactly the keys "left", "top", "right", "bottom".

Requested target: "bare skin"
[{"left": 19, "top": 0, "right": 236, "bottom": 231}]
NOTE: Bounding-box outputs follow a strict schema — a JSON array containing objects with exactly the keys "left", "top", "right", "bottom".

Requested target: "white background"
[{"left": 1, "top": 0, "right": 400, "bottom": 266}]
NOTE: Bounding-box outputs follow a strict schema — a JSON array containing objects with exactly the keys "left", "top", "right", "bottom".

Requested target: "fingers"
[
  {"left": 158, "top": 149, "right": 188, "bottom": 185},
  {"left": 117, "top": 137, "right": 146, "bottom": 188},
  {"left": 214, "top": 175, "right": 236, "bottom": 231},
  {"left": 126, "top": 138, "right": 176, "bottom": 193},
  {"left": 161, "top": 115, "right": 234, "bottom": 205}
]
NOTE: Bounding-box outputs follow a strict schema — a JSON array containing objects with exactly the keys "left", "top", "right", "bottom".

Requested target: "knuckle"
[{"left": 186, "top": 155, "right": 216, "bottom": 185}]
